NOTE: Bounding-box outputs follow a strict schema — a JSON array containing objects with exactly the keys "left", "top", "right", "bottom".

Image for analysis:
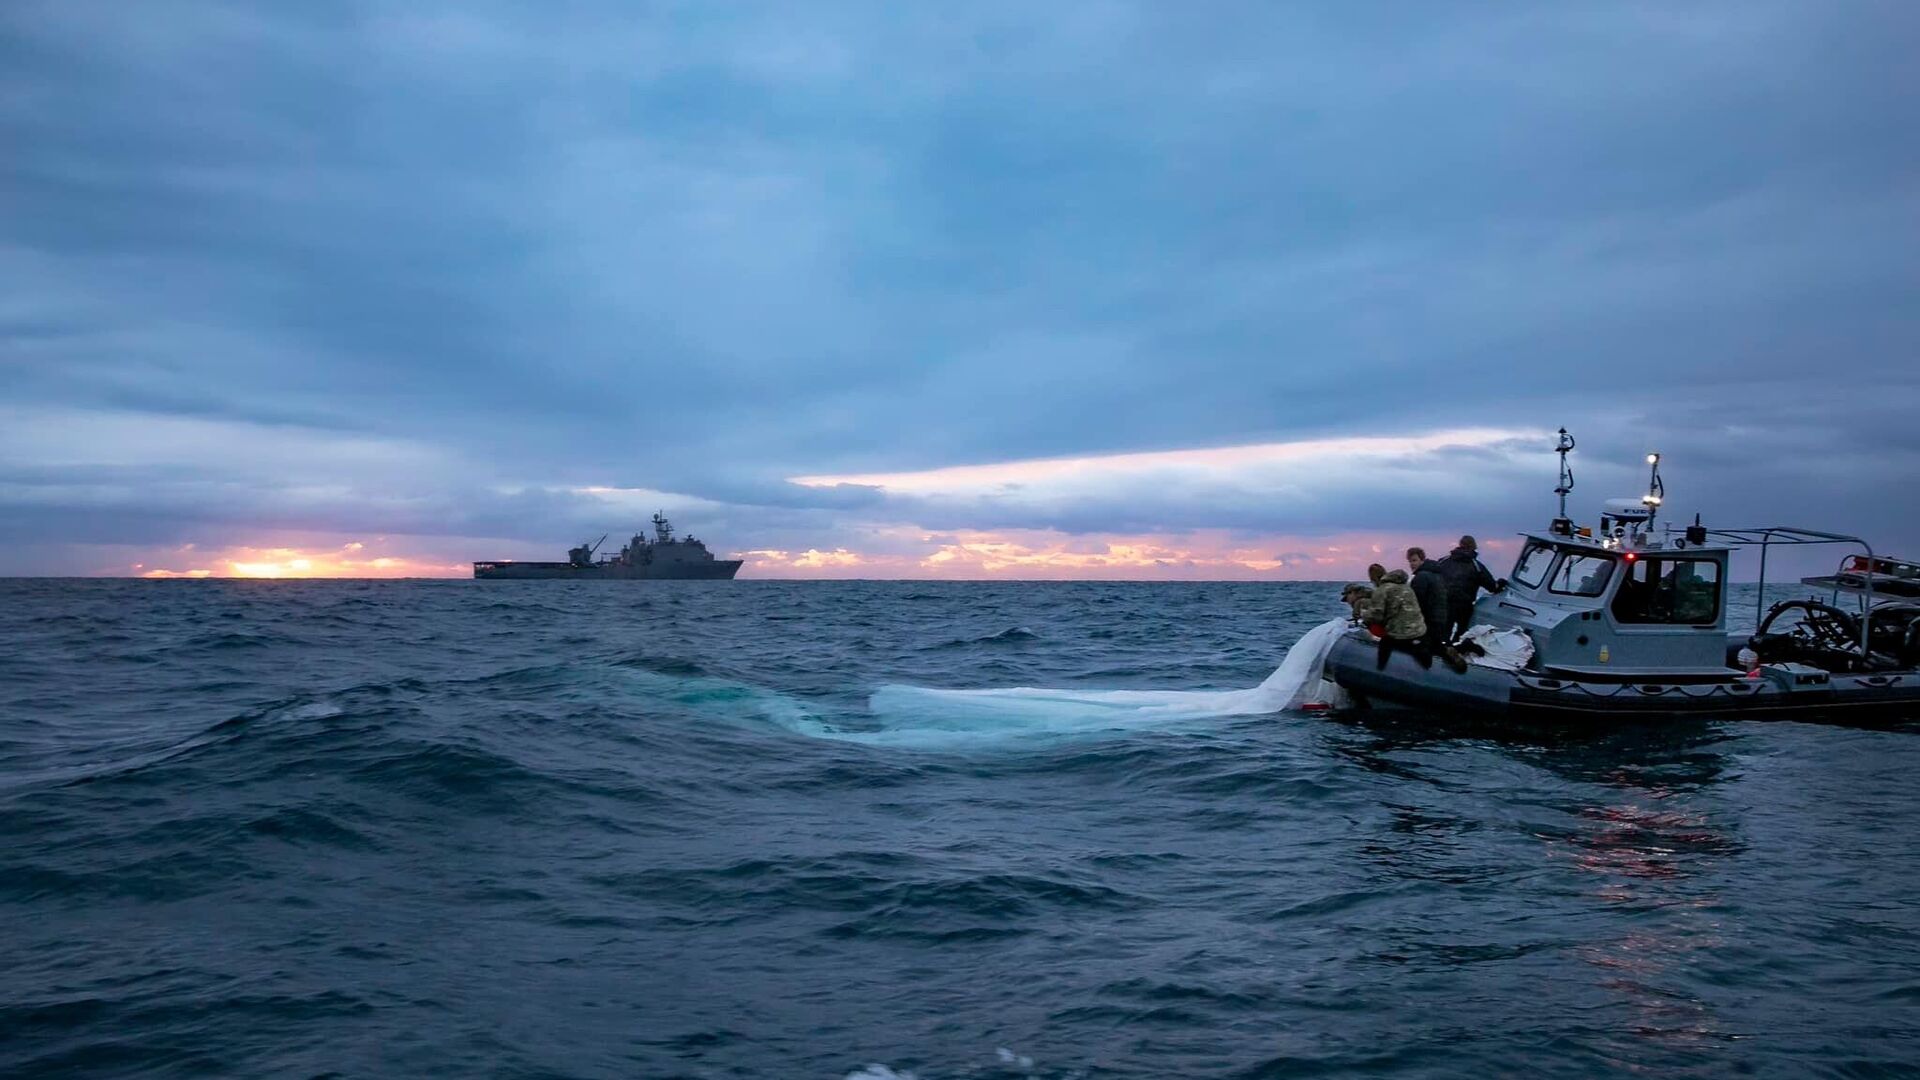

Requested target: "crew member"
[
  {"left": 1360, "top": 562, "right": 1431, "bottom": 669},
  {"left": 1341, "top": 583, "right": 1374, "bottom": 624},
  {"left": 1408, "top": 547, "right": 1469, "bottom": 672},
  {"left": 1433, "top": 535, "right": 1503, "bottom": 642},
  {"left": 1406, "top": 547, "right": 1449, "bottom": 647}
]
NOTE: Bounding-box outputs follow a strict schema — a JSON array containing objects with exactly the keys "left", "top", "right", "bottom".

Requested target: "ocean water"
[{"left": 2, "top": 579, "right": 1917, "bottom": 1079}]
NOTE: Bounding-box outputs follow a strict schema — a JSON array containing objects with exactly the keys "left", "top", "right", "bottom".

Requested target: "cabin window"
[
  {"left": 1548, "top": 553, "right": 1615, "bottom": 596},
  {"left": 1511, "top": 542, "right": 1556, "bottom": 589},
  {"left": 1610, "top": 557, "right": 1722, "bottom": 625}
]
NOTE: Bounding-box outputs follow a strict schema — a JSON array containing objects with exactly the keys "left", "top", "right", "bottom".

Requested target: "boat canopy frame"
[{"left": 1689, "top": 525, "right": 1878, "bottom": 655}]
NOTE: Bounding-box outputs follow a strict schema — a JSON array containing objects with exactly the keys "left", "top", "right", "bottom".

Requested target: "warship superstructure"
[{"left": 474, "top": 513, "right": 742, "bottom": 580}]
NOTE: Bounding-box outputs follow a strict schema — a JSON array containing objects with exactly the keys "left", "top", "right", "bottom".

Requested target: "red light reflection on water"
[
  {"left": 1539, "top": 792, "right": 1743, "bottom": 1070},
  {"left": 1559, "top": 803, "right": 1738, "bottom": 886}
]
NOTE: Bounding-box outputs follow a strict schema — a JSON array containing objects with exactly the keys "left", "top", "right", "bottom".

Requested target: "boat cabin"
[{"left": 1476, "top": 532, "right": 1731, "bottom": 676}]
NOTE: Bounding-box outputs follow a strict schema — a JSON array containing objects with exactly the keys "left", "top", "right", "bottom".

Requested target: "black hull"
[
  {"left": 472, "top": 561, "right": 742, "bottom": 580},
  {"left": 1326, "top": 632, "right": 1920, "bottom": 724}
]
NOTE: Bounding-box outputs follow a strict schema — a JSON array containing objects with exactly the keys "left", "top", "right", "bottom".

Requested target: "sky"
[{"left": 2, "top": 1, "right": 1916, "bottom": 579}]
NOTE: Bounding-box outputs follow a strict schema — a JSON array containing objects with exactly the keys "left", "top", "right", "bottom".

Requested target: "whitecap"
[{"left": 844, "top": 1066, "right": 917, "bottom": 1080}]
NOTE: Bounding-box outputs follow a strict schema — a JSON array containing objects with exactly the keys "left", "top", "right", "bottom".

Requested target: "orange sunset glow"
[
  {"left": 120, "top": 530, "right": 1513, "bottom": 581},
  {"left": 739, "top": 529, "right": 1513, "bottom": 580},
  {"left": 134, "top": 541, "right": 469, "bottom": 580}
]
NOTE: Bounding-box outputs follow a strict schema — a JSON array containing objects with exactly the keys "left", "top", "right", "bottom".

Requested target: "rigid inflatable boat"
[{"left": 1327, "top": 430, "right": 1920, "bottom": 723}]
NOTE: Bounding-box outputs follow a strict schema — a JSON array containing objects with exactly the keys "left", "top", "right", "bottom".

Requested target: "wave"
[
  {"left": 923, "top": 626, "right": 1041, "bottom": 650},
  {"left": 181, "top": 631, "right": 285, "bottom": 651},
  {"left": 614, "top": 656, "right": 709, "bottom": 677},
  {"left": 612, "top": 665, "right": 838, "bottom": 737},
  {"left": 347, "top": 741, "right": 551, "bottom": 813}
]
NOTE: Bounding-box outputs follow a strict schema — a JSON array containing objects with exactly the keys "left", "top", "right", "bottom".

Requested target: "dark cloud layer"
[{"left": 2, "top": 1, "right": 1916, "bottom": 573}]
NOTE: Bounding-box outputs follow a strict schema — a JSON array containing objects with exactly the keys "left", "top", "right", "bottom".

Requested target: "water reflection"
[
  {"left": 1540, "top": 733, "right": 1743, "bottom": 1070},
  {"left": 1326, "top": 713, "right": 1748, "bottom": 1071},
  {"left": 1559, "top": 802, "right": 1745, "bottom": 887}
]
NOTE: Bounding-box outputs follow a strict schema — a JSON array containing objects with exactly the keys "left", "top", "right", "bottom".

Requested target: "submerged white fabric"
[
  {"left": 850, "top": 619, "right": 1353, "bottom": 745},
  {"left": 1459, "top": 625, "right": 1534, "bottom": 672}
]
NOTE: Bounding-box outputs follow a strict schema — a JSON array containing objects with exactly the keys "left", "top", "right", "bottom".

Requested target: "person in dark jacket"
[
  {"left": 1432, "top": 535, "right": 1503, "bottom": 642},
  {"left": 1408, "top": 547, "right": 1470, "bottom": 672},
  {"left": 1405, "top": 547, "right": 1449, "bottom": 645}
]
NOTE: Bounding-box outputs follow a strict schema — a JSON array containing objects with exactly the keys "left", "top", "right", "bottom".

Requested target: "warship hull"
[
  {"left": 475, "top": 512, "right": 743, "bottom": 580},
  {"left": 473, "top": 560, "right": 741, "bottom": 580}
]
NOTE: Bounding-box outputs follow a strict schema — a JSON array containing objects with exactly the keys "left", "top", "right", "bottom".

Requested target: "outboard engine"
[
  {"left": 1750, "top": 600, "right": 1920, "bottom": 672},
  {"left": 1866, "top": 604, "right": 1920, "bottom": 669}
]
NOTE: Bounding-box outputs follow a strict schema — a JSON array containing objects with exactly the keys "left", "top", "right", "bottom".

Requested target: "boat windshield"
[
  {"left": 1548, "top": 552, "right": 1615, "bottom": 597},
  {"left": 1611, "top": 556, "right": 1722, "bottom": 625},
  {"left": 1511, "top": 541, "right": 1557, "bottom": 589}
]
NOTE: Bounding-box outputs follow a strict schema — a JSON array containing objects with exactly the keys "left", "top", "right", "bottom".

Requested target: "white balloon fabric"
[
  {"left": 839, "top": 619, "right": 1353, "bottom": 747},
  {"left": 1457, "top": 625, "right": 1535, "bottom": 672}
]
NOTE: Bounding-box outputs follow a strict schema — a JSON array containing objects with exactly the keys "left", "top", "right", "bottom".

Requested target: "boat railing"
[{"left": 1693, "top": 526, "right": 1876, "bottom": 657}]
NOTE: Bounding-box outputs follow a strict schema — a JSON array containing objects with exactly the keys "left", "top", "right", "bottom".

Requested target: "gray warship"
[{"left": 474, "top": 512, "right": 743, "bottom": 580}]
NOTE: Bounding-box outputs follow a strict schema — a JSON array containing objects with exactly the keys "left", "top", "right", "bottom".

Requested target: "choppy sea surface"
[{"left": 3, "top": 579, "right": 1917, "bottom": 1079}]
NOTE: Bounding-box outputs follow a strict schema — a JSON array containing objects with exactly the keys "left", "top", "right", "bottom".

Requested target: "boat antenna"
[
  {"left": 1551, "top": 428, "right": 1576, "bottom": 535},
  {"left": 1641, "top": 451, "right": 1665, "bottom": 532}
]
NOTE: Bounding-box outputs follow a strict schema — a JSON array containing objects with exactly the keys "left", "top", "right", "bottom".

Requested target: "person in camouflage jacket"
[{"left": 1360, "top": 564, "right": 1431, "bottom": 669}]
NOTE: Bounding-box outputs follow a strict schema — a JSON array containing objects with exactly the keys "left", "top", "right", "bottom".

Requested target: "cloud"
[
  {"left": 0, "top": 2, "right": 1915, "bottom": 575},
  {"left": 790, "top": 427, "right": 1539, "bottom": 496}
]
